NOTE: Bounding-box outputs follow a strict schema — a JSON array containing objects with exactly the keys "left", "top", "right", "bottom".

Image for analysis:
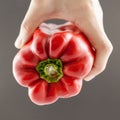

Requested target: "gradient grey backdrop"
[{"left": 0, "top": 0, "right": 119, "bottom": 120}]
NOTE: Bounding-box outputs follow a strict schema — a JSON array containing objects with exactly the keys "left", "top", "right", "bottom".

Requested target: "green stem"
[{"left": 36, "top": 58, "right": 63, "bottom": 83}]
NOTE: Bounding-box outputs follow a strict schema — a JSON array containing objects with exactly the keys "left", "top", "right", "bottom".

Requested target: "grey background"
[{"left": 0, "top": 0, "right": 119, "bottom": 120}]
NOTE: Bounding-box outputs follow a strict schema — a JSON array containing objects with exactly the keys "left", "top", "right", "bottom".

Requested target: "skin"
[{"left": 15, "top": 0, "right": 113, "bottom": 81}]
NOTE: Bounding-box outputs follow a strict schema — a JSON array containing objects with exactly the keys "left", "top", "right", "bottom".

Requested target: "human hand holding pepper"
[{"left": 15, "top": 0, "right": 113, "bottom": 81}]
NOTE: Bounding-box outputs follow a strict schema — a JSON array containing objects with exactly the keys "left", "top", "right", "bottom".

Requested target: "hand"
[{"left": 15, "top": 0, "right": 113, "bottom": 81}]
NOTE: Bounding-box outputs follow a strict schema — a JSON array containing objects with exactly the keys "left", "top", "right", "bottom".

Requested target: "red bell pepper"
[{"left": 13, "top": 22, "right": 95, "bottom": 105}]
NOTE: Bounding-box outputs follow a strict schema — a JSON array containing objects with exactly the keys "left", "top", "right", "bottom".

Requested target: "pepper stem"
[{"left": 36, "top": 59, "right": 63, "bottom": 83}]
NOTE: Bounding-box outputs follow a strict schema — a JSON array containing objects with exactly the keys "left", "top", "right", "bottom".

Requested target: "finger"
[
  {"left": 84, "top": 42, "right": 113, "bottom": 81},
  {"left": 77, "top": 23, "right": 113, "bottom": 81},
  {"left": 15, "top": 0, "right": 48, "bottom": 49}
]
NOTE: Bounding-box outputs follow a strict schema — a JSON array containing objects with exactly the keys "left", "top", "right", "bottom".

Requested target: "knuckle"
[
  {"left": 81, "top": 0, "right": 94, "bottom": 10},
  {"left": 100, "top": 41, "right": 113, "bottom": 54},
  {"left": 21, "top": 22, "right": 32, "bottom": 35},
  {"left": 80, "top": 2, "right": 91, "bottom": 11},
  {"left": 108, "top": 43, "right": 113, "bottom": 53}
]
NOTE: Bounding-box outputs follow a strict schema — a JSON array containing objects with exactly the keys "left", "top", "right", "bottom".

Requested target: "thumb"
[{"left": 15, "top": 0, "right": 47, "bottom": 49}]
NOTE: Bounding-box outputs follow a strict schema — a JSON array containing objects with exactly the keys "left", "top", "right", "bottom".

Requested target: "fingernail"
[
  {"left": 15, "top": 35, "right": 23, "bottom": 49},
  {"left": 84, "top": 76, "right": 95, "bottom": 82}
]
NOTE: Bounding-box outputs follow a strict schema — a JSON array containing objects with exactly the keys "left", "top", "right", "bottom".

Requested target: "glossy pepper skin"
[{"left": 13, "top": 22, "right": 95, "bottom": 105}]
